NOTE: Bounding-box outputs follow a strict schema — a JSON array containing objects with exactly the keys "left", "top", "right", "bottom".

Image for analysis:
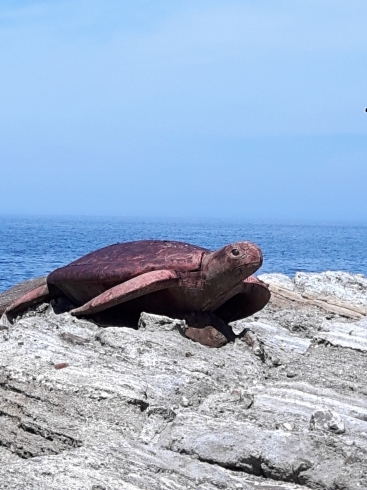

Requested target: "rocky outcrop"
[
  {"left": 0, "top": 272, "right": 366, "bottom": 489},
  {"left": 259, "top": 271, "right": 367, "bottom": 318}
]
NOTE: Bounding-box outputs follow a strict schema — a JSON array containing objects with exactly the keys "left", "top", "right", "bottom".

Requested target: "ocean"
[{"left": 0, "top": 215, "right": 366, "bottom": 292}]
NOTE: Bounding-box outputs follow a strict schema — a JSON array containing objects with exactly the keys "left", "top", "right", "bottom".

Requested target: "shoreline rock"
[{"left": 0, "top": 271, "right": 366, "bottom": 489}]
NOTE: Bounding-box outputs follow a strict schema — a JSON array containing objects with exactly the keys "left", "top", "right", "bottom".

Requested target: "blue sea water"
[{"left": 0, "top": 215, "right": 366, "bottom": 292}]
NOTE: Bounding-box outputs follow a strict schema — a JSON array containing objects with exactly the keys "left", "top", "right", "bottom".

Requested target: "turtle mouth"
[
  {"left": 235, "top": 248, "right": 263, "bottom": 269},
  {"left": 235, "top": 262, "right": 261, "bottom": 277},
  {"left": 234, "top": 251, "right": 263, "bottom": 278}
]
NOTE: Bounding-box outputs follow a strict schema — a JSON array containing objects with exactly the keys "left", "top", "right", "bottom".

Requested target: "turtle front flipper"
[
  {"left": 183, "top": 325, "right": 228, "bottom": 348},
  {"left": 182, "top": 312, "right": 236, "bottom": 348},
  {"left": 70, "top": 270, "right": 180, "bottom": 317},
  {"left": 214, "top": 276, "right": 270, "bottom": 323}
]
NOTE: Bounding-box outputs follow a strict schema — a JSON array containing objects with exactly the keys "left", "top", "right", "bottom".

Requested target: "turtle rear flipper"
[
  {"left": 0, "top": 277, "right": 47, "bottom": 315},
  {"left": 70, "top": 269, "right": 180, "bottom": 317},
  {"left": 5, "top": 282, "right": 53, "bottom": 317}
]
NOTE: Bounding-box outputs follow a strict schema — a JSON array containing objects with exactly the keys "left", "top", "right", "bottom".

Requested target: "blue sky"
[{"left": 1, "top": 1, "right": 366, "bottom": 221}]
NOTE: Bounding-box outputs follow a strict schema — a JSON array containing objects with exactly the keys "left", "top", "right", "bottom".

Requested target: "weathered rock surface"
[
  {"left": 293, "top": 271, "right": 367, "bottom": 310},
  {"left": 0, "top": 271, "right": 366, "bottom": 489},
  {"left": 259, "top": 271, "right": 367, "bottom": 318}
]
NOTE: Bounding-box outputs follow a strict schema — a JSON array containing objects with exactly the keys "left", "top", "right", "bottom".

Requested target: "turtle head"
[{"left": 202, "top": 241, "right": 263, "bottom": 288}]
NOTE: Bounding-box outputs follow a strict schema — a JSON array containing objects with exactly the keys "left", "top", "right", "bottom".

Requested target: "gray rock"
[
  {"left": 262, "top": 271, "right": 367, "bottom": 311},
  {"left": 0, "top": 271, "right": 366, "bottom": 489},
  {"left": 279, "top": 422, "right": 295, "bottom": 431},
  {"left": 138, "top": 312, "right": 186, "bottom": 332},
  {"left": 294, "top": 271, "right": 367, "bottom": 311},
  {"left": 309, "top": 409, "right": 346, "bottom": 434},
  {"left": 316, "top": 318, "right": 367, "bottom": 351},
  {"left": 233, "top": 319, "right": 312, "bottom": 365},
  {"left": 262, "top": 271, "right": 367, "bottom": 319},
  {"left": 258, "top": 273, "right": 295, "bottom": 291}
]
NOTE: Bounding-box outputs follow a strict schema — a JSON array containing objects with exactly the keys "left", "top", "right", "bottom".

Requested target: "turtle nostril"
[{"left": 246, "top": 244, "right": 262, "bottom": 265}]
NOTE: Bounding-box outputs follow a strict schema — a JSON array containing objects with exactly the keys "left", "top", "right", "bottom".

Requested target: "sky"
[{"left": 0, "top": 0, "right": 366, "bottom": 221}]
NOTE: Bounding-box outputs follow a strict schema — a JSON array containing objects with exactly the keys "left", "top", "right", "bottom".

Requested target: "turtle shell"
[{"left": 48, "top": 240, "right": 208, "bottom": 304}]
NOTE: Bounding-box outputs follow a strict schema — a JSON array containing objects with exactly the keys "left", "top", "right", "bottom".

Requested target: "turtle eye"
[{"left": 231, "top": 248, "right": 240, "bottom": 256}]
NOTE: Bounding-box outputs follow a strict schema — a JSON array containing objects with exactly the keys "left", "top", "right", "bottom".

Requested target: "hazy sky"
[{"left": 1, "top": 1, "right": 366, "bottom": 221}]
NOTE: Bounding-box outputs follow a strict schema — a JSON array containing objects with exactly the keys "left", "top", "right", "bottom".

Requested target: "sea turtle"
[{"left": 2, "top": 240, "right": 270, "bottom": 347}]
